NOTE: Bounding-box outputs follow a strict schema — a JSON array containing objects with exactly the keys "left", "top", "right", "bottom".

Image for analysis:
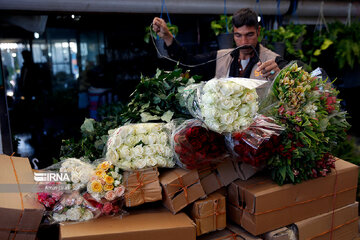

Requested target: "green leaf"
[
  {"left": 160, "top": 110, "right": 174, "bottom": 123},
  {"left": 140, "top": 112, "right": 161, "bottom": 122},
  {"left": 320, "top": 39, "right": 333, "bottom": 50},
  {"left": 304, "top": 130, "right": 320, "bottom": 141},
  {"left": 80, "top": 118, "right": 95, "bottom": 134}
]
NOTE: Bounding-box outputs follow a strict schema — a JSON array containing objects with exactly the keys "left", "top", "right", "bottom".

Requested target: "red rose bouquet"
[
  {"left": 227, "top": 115, "right": 284, "bottom": 167},
  {"left": 172, "top": 119, "right": 228, "bottom": 169}
]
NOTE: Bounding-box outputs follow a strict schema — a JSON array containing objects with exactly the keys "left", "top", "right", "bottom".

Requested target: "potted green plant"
[
  {"left": 211, "top": 15, "right": 234, "bottom": 49},
  {"left": 144, "top": 23, "right": 178, "bottom": 58}
]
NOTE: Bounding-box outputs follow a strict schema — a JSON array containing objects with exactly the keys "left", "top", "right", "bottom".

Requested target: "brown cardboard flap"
[
  {"left": 263, "top": 227, "right": 292, "bottom": 240},
  {"left": 227, "top": 203, "right": 242, "bottom": 226},
  {"left": 235, "top": 162, "right": 261, "bottom": 180},
  {"left": 216, "top": 159, "right": 239, "bottom": 186},
  {"left": 199, "top": 159, "right": 239, "bottom": 195},
  {"left": 227, "top": 224, "right": 262, "bottom": 240},
  {"left": 0, "top": 155, "right": 44, "bottom": 232},
  {"left": 296, "top": 202, "right": 358, "bottom": 240},
  {"left": 124, "top": 167, "right": 162, "bottom": 207},
  {"left": 60, "top": 207, "right": 196, "bottom": 240}
]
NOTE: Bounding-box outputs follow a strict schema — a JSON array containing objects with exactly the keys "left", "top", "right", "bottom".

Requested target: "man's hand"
[
  {"left": 256, "top": 59, "right": 280, "bottom": 80},
  {"left": 152, "top": 17, "right": 173, "bottom": 46}
]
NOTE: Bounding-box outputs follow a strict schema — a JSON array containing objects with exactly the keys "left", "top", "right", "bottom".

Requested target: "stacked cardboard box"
[
  {"left": 123, "top": 167, "right": 162, "bottom": 207},
  {"left": 264, "top": 202, "right": 359, "bottom": 240},
  {"left": 0, "top": 155, "right": 45, "bottom": 240},
  {"left": 227, "top": 159, "right": 358, "bottom": 236},
  {"left": 190, "top": 192, "right": 226, "bottom": 236},
  {"left": 60, "top": 207, "right": 196, "bottom": 240},
  {"left": 160, "top": 168, "right": 206, "bottom": 214}
]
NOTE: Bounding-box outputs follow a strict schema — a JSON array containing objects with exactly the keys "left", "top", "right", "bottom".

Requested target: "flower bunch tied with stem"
[{"left": 264, "top": 62, "right": 350, "bottom": 185}]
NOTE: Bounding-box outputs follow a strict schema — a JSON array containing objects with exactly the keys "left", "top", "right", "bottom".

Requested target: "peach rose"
[
  {"left": 114, "top": 185, "right": 125, "bottom": 197},
  {"left": 104, "top": 190, "right": 116, "bottom": 201}
]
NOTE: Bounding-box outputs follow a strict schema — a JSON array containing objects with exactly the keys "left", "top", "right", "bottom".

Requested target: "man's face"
[{"left": 233, "top": 25, "right": 260, "bottom": 55}]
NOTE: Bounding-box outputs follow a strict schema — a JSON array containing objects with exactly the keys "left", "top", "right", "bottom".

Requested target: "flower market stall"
[{"left": 1, "top": 63, "right": 358, "bottom": 240}]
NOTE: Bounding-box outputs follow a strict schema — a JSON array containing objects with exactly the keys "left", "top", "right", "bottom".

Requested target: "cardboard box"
[
  {"left": 191, "top": 192, "right": 226, "bottom": 236},
  {"left": 227, "top": 159, "right": 358, "bottom": 236},
  {"left": 0, "top": 154, "right": 45, "bottom": 240},
  {"left": 263, "top": 202, "right": 359, "bottom": 240},
  {"left": 296, "top": 202, "right": 358, "bottom": 240},
  {"left": 60, "top": 207, "right": 196, "bottom": 240},
  {"left": 263, "top": 227, "right": 296, "bottom": 240},
  {"left": 198, "top": 159, "right": 239, "bottom": 195},
  {"left": 235, "top": 162, "right": 262, "bottom": 180},
  {"left": 197, "top": 224, "right": 262, "bottom": 240},
  {"left": 123, "top": 167, "right": 162, "bottom": 207},
  {"left": 160, "top": 168, "right": 206, "bottom": 214}
]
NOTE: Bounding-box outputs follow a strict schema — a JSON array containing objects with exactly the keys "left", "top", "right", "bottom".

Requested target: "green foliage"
[
  {"left": 211, "top": 15, "right": 233, "bottom": 36},
  {"left": 119, "top": 67, "right": 200, "bottom": 124},
  {"left": 60, "top": 67, "right": 200, "bottom": 161},
  {"left": 264, "top": 63, "right": 350, "bottom": 185},
  {"left": 264, "top": 24, "right": 306, "bottom": 61},
  {"left": 144, "top": 23, "right": 178, "bottom": 44}
]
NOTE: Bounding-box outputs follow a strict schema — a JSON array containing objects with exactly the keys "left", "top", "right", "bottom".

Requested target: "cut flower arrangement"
[
  {"left": 106, "top": 123, "right": 175, "bottom": 170},
  {"left": 183, "top": 78, "right": 265, "bottom": 133},
  {"left": 87, "top": 160, "right": 125, "bottom": 202},
  {"left": 172, "top": 119, "right": 227, "bottom": 169},
  {"left": 50, "top": 192, "right": 101, "bottom": 223},
  {"left": 263, "top": 62, "right": 350, "bottom": 184}
]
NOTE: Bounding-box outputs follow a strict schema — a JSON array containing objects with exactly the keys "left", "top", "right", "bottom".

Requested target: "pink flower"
[
  {"left": 295, "top": 125, "right": 301, "bottom": 132},
  {"left": 286, "top": 111, "right": 295, "bottom": 116},
  {"left": 114, "top": 186, "right": 125, "bottom": 197},
  {"left": 278, "top": 105, "right": 285, "bottom": 115},
  {"left": 105, "top": 190, "right": 117, "bottom": 201},
  {"left": 75, "top": 197, "right": 84, "bottom": 205},
  {"left": 51, "top": 192, "right": 63, "bottom": 201},
  {"left": 295, "top": 116, "right": 302, "bottom": 122},
  {"left": 37, "top": 192, "right": 48, "bottom": 202},
  {"left": 102, "top": 202, "right": 113, "bottom": 215},
  {"left": 311, "top": 169, "right": 317, "bottom": 178}
]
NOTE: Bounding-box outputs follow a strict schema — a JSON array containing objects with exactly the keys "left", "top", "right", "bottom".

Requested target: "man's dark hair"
[{"left": 232, "top": 8, "right": 259, "bottom": 29}]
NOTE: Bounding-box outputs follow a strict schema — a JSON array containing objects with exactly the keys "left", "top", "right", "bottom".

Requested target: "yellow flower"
[
  {"left": 105, "top": 175, "right": 114, "bottom": 184},
  {"left": 104, "top": 184, "right": 114, "bottom": 191},
  {"left": 100, "top": 161, "right": 111, "bottom": 171},
  {"left": 91, "top": 180, "right": 103, "bottom": 193},
  {"left": 95, "top": 169, "right": 105, "bottom": 177}
]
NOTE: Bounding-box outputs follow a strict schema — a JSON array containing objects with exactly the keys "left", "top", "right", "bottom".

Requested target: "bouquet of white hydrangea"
[
  {"left": 182, "top": 78, "right": 267, "bottom": 133},
  {"left": 106, "top": 123, "right": 175, "bottom": 170}
]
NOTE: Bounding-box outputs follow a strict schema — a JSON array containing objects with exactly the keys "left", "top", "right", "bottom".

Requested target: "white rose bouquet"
[
  {"left": 58, "top": 158, "right": 95, "bottom": 190},
  {"left": 86, "top": 160, "right": 125, "bottom": 202},
  {"left": 50, "top": 191, "right": 101, "bottom": 223},
  {"left": 106, "top": 123, "right": 175, "bottom": 170},
  {"left": 183, "top": 78, "right": 267, "bottom": 133}
]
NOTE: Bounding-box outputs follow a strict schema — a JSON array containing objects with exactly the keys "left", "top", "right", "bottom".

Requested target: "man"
[{"left": 152, "top": 8, "right": 287, "bottom": 80}]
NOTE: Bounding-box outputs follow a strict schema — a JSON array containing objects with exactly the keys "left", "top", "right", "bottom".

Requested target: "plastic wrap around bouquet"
[
  {"left": 49, "top": 191, "right": 101, "bottom": 223},
  {"left": 106, "top": 123, "right": 175, "bottom": 170},
  {"left": 226, "top": 115, "right": 284, "bottom": 167},
  {"left": 86, "top": 160, "right": 125, "bottom": 202},
  {"left": 172, "top": 119, "right": 228, "bottom": 169},
  {"left": 260, "top": 61, "right": 350, "bottom": 185},
  {"left": 182, "top": 78, "right": 267, "bottom": 133},
  {"left": 38, "top": 158, "right": 95, "bottom": 192}
]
